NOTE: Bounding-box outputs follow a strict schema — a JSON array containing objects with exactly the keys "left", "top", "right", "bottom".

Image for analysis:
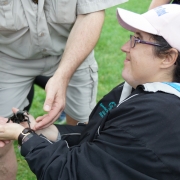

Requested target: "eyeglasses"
[{"left": 130, "top": 35, "right": 163, "bottom": 48}]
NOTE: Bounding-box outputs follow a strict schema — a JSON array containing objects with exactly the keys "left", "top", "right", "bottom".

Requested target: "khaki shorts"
[{"left": 0, "top": 52, "right": 98, "bottom": 122}]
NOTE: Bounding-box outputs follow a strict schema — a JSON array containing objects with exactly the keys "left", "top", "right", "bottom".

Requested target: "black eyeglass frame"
[{"left": 130, "top": 35, "right": 163, "bottom": 48}]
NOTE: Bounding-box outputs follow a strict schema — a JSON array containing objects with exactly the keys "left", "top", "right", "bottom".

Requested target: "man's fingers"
[
  {"left": 36, "top": 110, "right": 60, "bottom": 129},
  {"left": 38, "top": 76, "right": 66, "bottom": 129},
  {"left": 0, "top": 141, "right": 5, "bottom": 147},
  {"left": 43, "top": 77, "right": 55, "bottom": 112},
  {"left": 35, "top": 108, "right": 61, "bottom": 130},
  {"left": 4, "top": 140, "right": 11, "bottom": 144},
  {"left": 36, "top": 114, "right": 48, "bottom": 122},
  {"left": 43, "top": 91, "right": 55, "bottom": 112},
  {"left": 54, "top": 113, "right": 61, "bottom": 122},
  {"left": 35, "top": 115, "right": 56, "bottom": 130},
  {"left": 12, "top": 107, "right": 19, "bottom": 113}
]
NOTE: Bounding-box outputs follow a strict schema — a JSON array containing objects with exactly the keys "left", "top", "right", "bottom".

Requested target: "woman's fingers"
[{"left": 0, "top": 124, "right": 24, "bottom": 140}]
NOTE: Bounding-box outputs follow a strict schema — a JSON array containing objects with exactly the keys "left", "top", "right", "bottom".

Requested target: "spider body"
[{"left": 7, "top": 110, "right": 31, "bottom": 128}]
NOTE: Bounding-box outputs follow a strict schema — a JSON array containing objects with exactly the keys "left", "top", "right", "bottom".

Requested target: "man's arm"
[
  {"left": 35, "top": 11, "right": 105, "bottom": 129},
  {"left": 149, "top": 0, "right": 171, "bottom": 9}
]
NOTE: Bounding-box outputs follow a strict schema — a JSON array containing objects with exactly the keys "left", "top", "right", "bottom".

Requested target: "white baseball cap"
[{"left": 117, "top": 4, "right": 180, "bottom": 51}]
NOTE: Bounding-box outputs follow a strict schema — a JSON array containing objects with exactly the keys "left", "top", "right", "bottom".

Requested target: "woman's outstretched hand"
[
  {"left": 0, "top": 116, "right": 23, "bottom": 147},
  {"left": 0, "top": 108, "right": 37, "bottom": 147},
  {"left": 0, "top": 108, "right": 59, "bottom": 147}
]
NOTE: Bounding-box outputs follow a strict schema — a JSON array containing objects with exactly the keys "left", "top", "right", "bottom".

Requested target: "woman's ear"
[{"left": 160, "top": 48, "right": 178, "bottom": 68}]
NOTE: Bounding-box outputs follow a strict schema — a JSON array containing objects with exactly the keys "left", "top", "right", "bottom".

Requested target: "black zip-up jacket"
[{"left": 21, "top": 82, "right": 180, "bottom": 180}]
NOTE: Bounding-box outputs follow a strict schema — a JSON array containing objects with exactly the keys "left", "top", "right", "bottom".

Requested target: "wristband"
[
  {"left": 18, "top": 128, "right": 35, "bottom": 146},
  {"left": 22, "top": 133, "right": 34, "bottom": 145}
]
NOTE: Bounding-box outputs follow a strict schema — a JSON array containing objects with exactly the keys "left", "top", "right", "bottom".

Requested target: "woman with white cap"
[{"left": 0, "top": 4, "right": 180, "bottom": 180}]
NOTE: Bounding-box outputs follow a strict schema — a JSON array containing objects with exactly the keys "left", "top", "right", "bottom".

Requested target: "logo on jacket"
[{"left": 99, "top": 102, "right": 116, "bottom": 118}]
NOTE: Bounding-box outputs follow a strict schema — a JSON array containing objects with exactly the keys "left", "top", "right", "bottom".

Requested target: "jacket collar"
[{"left": 119, "top": 82, "right": 180, "bottom": 102}]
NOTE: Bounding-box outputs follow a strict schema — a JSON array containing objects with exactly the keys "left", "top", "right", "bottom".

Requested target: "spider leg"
[
  {"left": 7, "top": 114, "right": 16, "bottom": 123},
  {"left": 23, "top": 114, "right": 31, "bottom": 128},
  {"left": 6, "top": 118, "right": 11, "bottom": 123}
]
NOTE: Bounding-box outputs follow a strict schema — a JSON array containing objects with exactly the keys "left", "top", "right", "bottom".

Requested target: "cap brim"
[{"left": 117, "top": 8, "right": 157, "bottom": 35}]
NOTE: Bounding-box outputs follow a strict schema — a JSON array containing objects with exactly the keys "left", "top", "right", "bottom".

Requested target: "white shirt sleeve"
[{"left": 77, "top": 0, "right": 129, "bottom": 14}]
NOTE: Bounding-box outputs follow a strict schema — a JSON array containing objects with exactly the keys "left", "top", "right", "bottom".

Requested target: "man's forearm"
[
  {"left": 53, "top": 11, "right": 105, "bottom": 86},
  {"left": 149, "top": 0, "right": 171, "bottom": 9}
]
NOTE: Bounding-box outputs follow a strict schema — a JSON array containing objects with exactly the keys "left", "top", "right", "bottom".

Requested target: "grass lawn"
[{"left": 15, "top": 0, "right": 151, "bottom": 179}]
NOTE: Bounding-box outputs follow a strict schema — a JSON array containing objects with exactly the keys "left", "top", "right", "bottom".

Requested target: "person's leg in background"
[
  {"left": 25, "top": 84, "right": 34, "bottom": 112},
  {"left": 0, "top": 142, "right": 17, "bottom": 180},
  {"left": 0, "top": 55, "right": 40, "bottom": 180},
  {"left": 24, "top": 75, "right": 49, "bottom": 112}
]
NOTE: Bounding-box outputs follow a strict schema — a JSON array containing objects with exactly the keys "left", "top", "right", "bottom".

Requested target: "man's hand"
[{"left": 35, "top": 76, "right": 66, "bottom": 130}]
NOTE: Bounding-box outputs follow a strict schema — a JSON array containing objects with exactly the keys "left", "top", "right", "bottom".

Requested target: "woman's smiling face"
[{"left": 121, "top": 31, "right": 164, "bottom": 88}]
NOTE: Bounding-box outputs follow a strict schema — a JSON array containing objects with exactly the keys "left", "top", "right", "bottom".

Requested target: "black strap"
[{"left": 18, "top": 128, "right": 35, "bottom": 146}]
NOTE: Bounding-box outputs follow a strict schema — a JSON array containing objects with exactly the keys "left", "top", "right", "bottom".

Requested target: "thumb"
[
  {"left": 44, "top": 89, "right": 55, "bottom": 112},
  {"left": 12, "top": 107, "right": 19, "bottom": 114}
]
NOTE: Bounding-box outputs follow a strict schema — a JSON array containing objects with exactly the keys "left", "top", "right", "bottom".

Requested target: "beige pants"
[{"left": 0, "top": 52, "right": 98, "bottom": 122}]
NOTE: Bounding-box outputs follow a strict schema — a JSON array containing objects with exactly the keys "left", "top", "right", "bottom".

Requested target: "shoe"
[{"left": 55, "top": 111, "right": 66, "bottom": 125}]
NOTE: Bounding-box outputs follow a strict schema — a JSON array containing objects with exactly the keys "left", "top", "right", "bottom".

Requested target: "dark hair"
[
  {"left": 151, "top": 35, "right": 180, "bottom": 83},
  {"left": 172, "top": 0, "right": 180, "bottom": 4}
]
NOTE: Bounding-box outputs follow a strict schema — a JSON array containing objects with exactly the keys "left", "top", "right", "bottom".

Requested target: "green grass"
[{"left": 15, "top": 0, "right": 151, "bottom": 179}]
